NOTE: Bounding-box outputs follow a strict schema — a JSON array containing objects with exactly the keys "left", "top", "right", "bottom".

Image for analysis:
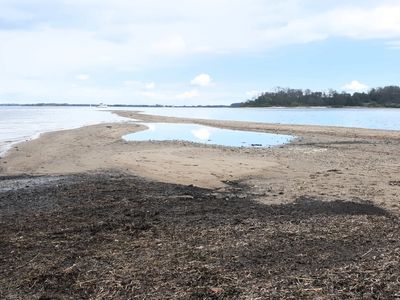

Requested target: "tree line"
[{"left": 240, "top": 86, "right": 400, "bottom": 108}]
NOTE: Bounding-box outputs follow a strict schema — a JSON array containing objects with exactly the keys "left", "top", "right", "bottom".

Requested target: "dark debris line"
[{"left": 0, "top": 173, "right": 399, "bottom": 299}]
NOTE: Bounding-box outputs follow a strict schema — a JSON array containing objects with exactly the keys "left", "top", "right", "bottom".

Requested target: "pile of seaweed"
[{"left": 1, "top": 173, "right": 399, "bottom": 299}]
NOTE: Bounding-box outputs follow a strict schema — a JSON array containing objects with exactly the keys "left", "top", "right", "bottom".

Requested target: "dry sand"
[{"left": 1, "top": 110, "right": 400, "bottom": 212}]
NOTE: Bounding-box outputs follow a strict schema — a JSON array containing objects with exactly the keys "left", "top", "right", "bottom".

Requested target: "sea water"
[
  {"left": 0, "top": 106, "right": 128, "bottom": 155},
  {"left": 132, "top": 107, "right": 400, "bottom": 131}
]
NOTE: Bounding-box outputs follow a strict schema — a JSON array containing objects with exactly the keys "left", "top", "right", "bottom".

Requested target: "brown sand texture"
[{"left": 1, "top": 110, "right": 400, "bottom": 212}]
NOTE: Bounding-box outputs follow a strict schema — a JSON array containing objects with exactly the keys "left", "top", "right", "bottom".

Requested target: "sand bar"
[{"left": 1, "top": 110, "right": 399, "bottom": 212}]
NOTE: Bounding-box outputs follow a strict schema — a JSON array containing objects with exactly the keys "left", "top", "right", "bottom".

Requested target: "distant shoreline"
[
  {"left": 1, "top": 103, "right": 400, "bottom": 109},
  {"left": 0, "top": 104, "right": 231, "bottom": 108}
]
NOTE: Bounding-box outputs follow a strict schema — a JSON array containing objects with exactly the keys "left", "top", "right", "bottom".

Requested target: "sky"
[{"left": 0, "top": 0, "right": 399, "bottom": 105}]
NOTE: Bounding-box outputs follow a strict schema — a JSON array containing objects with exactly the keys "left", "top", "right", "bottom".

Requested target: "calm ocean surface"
[
  {"left": 1, "top": 106, "right": 399, "bottom": 155},
  {"left": 137, "top": 107, "right": 400, "bottom": 131},
  {"left": 0, "top": 107, "right": 128, "bottom": 155}
]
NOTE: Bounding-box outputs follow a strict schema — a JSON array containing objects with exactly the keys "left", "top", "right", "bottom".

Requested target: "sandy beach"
[
  {"left": 1, "top": 111, "right": 400, "bottom": 299},
  {"left": 1, "top": 110, "right": 400, "bottom": 210}
]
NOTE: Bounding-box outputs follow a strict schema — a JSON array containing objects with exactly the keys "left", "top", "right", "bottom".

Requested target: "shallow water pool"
[{"left": 122, "top": 123, "right": 294, "bottom": 147}]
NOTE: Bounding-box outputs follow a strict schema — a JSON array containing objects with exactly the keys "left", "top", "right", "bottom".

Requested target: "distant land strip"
[
  {"left": 238, "top": 85, "right": 400, "bottom": 108},
  {"left": 1, "top": 85, "right": 400, "bottom": 108}
]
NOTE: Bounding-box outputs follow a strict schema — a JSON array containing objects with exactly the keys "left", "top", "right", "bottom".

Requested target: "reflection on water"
[{"left": 122, "top": 123, "right": 294, "bottom": 147}]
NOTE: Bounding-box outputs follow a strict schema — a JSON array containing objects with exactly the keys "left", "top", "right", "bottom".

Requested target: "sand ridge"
[{"left": 0, "top": 122, "right": 279, "bottom": 188}]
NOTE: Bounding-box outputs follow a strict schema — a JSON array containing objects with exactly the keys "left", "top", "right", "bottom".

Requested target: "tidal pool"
[{"left": 122, "top": 123, "right": 294, "bottom": 147}]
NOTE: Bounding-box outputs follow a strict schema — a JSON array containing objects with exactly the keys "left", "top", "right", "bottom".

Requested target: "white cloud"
[
  {"left": 76, "top": 74, "right": 90, "bottom": 81},
  {"left": 151, "top": 35, "right": 187, "bottom": 54},
  {"left": 191, "top": 128, "right": 211, "bottom": 140},
  {"left": 249, "top": 4, "right": 400, "bottom": 49},
  {"left": 145, "top": 82, "right": 156, "bottom": 89},
  {"left": 191, "top": 74, "right": 212, "bottom": 87},
  {"left": 341, "top": 80, "right": 369, "bottom": 92},
  {"left": 0, "top": 28, "right": 122, "bottom": 78},
  {"left": 176, "top": 90, "right": 200, "bottom": 100},
  {"left": 122, "top": 80, "right": 141, "bottom": 86},
  {"left": 327, "top": 5, "right": 400, "bottom": 39},
  {"left": 2, "top": 2, "right": 400, "bottom": 70}
]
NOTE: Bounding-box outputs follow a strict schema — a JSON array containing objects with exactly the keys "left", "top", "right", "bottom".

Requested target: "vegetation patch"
[{"left": 241, "top": 86, "right": 400, "bottom": 107}]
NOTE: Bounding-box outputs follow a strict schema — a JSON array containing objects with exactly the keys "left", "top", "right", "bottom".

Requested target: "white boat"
[{"left": 97, "top": 103, "right": 108, "bottom": 109}]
